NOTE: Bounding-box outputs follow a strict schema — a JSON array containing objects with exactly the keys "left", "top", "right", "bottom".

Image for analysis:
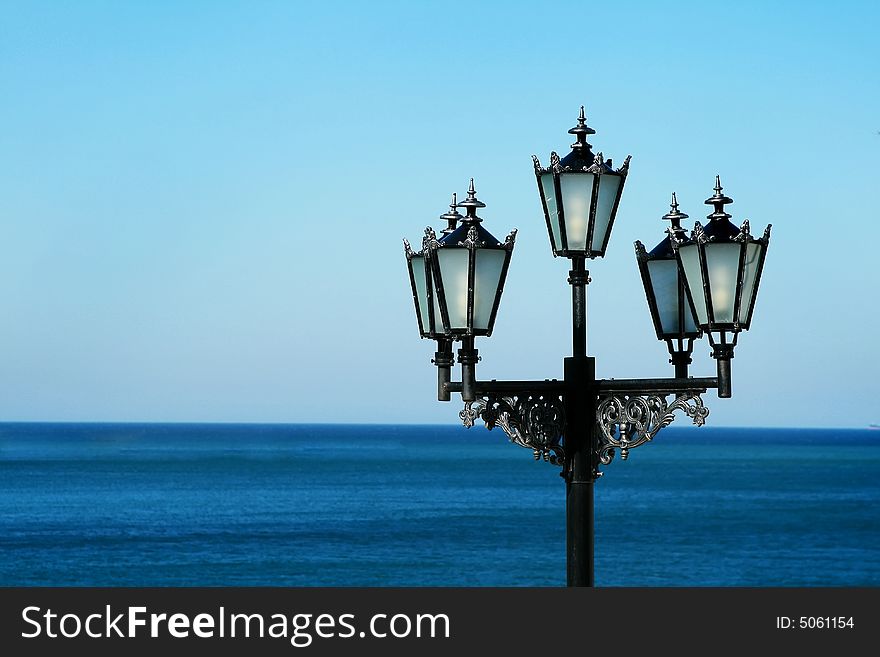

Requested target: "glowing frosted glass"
[
  {"left": 436, "top": 248, "right": 470, "bottom": 330},
  {"left": 540, "top": 173, "right": 562, "bottom": 251},
  {"left": 678, "top": 244, "right": 708, "bottom": 325},
  {"left": 705, "top": 243, "right": 741, "bottom": 323},
  {"left": 591, "top": 174, "right": 621, "bottom": 252},
  {"left": 738, "top": 242, "right": 763, "bottom": 325},
  {"left": 647, "top": 259, "right": 680, "bottom": 334},
  {"left": 683, "top": 291, "right": 698, "bottom": 333},
  {"left": 560, "top": 173, "right": 595, "bottom": 251},
  {"left": 410, "top": 254, "right": 430, "bottom": 332},
  {"left": 473, "top": 249, "right": 506, "bottom": 331}
]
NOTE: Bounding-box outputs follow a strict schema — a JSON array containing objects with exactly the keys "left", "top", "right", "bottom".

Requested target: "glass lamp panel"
[
  {"left": 410, "top": 254, "right": 431, "bottom": 333},
  {"left": 472, "top": 249, "right": 507, "bottom": 331},
  {"left": 540, "top": 173, "right": 562, "bottom": 251},
  {"left": 559, "top": 173, "right": 595, "bottom": 252},
  {"left": 683, "top": 286, "right": 698, "bottom": 333},
  {"left": 646, "top": 259, "right": 680, "bottom": 335},
  {"left": 590, "top": 174, "right": 622, "bottom": 252},
  {"left": 436, "top": 248, "right": 470, "bottom": 330},
  {"left": 430, "top": 277, "right": 443, "bottom": 333},
  {"left": 678, "top": 244, "right": 708, "bottom": 326},
  {"left": 704, "top": 242, "right": 742, "bottom": 324},
  {"left": 738, "top": 242, "right": 764, "bottom": 325}
]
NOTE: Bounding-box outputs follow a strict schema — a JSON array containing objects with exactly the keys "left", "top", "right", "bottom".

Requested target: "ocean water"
[{"left": 0, "top": 423, "right": 877, "bottom": 587}]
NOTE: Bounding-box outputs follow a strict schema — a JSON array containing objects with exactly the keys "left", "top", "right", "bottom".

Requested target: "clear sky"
[{"left": 0, "top": 0, "right": 877, "bottom": 427}]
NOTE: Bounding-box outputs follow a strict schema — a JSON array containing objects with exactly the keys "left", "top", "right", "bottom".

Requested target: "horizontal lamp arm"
[
  {"left": 445, "top": 379, "right": 566, "bottom": 396},
  {"left": 597, "top": 377, "right": 718, "bottom": 394},
  {"left": 446, "top": 376, "right": 717, "bottom": 397}
]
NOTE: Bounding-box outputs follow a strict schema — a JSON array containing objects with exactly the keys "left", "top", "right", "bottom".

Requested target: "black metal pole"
[
  {"left": 712, "top": 343, "right": 734, "bottom": 399},
  {"left": 569, "top": 258, "right": 588, "bottom": 358},
  {"left": 458, "top": 336, "right": 478, "bottom": 402},
  {"left": 716, "top": 356, "right": 732, "bottom": 399},
  {"left": 565, "top": 257, "right": 596, "bottom": 587},
  {"left": 564, "top": 355, "right": 595, "bottom": 587},
  {"left": 670, "top": 350, "right": 691, "bottom": 380},
  {"left": 434, "top": 339, "right": 454, "bottom": 402}
]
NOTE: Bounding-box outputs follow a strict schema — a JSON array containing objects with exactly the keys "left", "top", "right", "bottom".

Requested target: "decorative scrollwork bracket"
[
  {"left": 596, "top": 392, "right": 709, "bottom": 465},
  {"left": 460, "top": 394, "right": 565, "bottom": 465}
]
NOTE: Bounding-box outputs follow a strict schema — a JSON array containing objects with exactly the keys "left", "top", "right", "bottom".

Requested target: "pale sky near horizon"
[{"left": 0, "top": 1, "right": 877, "bottom": 427}]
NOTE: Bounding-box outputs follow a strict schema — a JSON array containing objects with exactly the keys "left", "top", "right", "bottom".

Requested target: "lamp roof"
[{"left": 437, "top": 179, "right": 509, "bottom": 248}]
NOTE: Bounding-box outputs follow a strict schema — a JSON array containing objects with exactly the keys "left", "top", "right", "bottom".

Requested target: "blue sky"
[{"left": 0, "top": 0, "right": 877, "bottom": 426}]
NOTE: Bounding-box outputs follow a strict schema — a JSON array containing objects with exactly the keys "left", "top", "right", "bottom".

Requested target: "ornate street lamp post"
[{"left": 402, "top": 108, "right": 771, "bottom": 587}]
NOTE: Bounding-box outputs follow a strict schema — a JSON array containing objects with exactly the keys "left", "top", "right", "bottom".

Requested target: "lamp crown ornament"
[
  {"left": 456, "top": 178, "right": 486, "bottom": 222},
  {"left": 440, "top": 193, "right": 463, "bottom": 234},
  {"left": 734, "top": 219, "right": 752, "bottom": 242},
  {"left": 423, "top": 225, "right": 440, "bottom": 250},
  {"left": 705, "top": 174, "right": 734, "bottom": 221},
  {"left": 560, "top": 106, "right": 606, "bottom": 170},
  {"left": 690, "top": 220, "right": 708, "bottom": 244},
  {"left": 459, "top": 225, "right": 484, "bottom": 249},
  {"left": 568, "top": 105, "right": 596, "bottom": 153},
  {"left": 662, "top": 192, "right": 689, "bottom": 240}
]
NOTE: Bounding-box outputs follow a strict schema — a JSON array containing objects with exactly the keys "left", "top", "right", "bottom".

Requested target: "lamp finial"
[
  {"left": 440, "top": 192, "right": 463, "bottom": 234},
  {"left": 456, "top": 178, "right": 486, "bottom": 221},
  {"left": 662, "top": 192, "right": 689, "bottom": 236},
  {"left": 705, "top": 175, "right": 733, "bottom": 221},
  {"left": 568, "top": 105, "right": 596, "bottom": 151}
]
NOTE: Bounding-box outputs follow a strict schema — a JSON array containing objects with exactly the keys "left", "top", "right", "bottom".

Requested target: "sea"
[{"left": 0, "top": 423, "right": 877, "bottom": 587}]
